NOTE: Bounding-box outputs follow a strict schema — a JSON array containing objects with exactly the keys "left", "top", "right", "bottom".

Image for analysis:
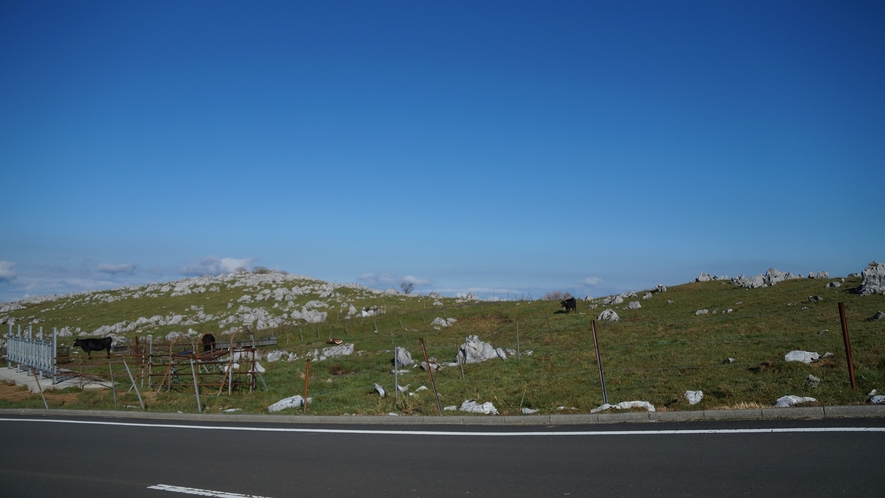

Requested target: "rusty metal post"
[
  {"left": 591, "top": 320, "right": 609, "bottom": 405},
  {"left": 33, "top": 371, "right": 49, "bottom": 409},
  {"left": 419, "top": 338, "right": 443, "bottom": 415},
  {"left": 303, "top": 358, "right": 311, "bottom": 413},
  {"left": 838, "top": 302, "right": 858, "bottom": 390}
]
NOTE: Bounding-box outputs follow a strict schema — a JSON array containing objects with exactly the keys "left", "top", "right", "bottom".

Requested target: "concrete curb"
[{"left": 1, "top": 405, "right": 883, "bottom": 426}]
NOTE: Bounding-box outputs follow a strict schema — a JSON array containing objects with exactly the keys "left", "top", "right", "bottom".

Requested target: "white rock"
[
  {"left": 784, "top": 350, "right": 820, "bottom": 364},
  {"left": 373, "top": 383, "right": 386, "bottom": 397},
  {"left": 695, "top": 309, "right": 708, "bottom": 315},
  {"left": 456, "top": 335, "right": 501, "bottom": 364},
  {"left": 625, "top": 301, "right": 641, "bottom": 309},
  {"left": 774, "top": 395, "right": 816, "bottom": 408},
  {"left": 859, "top": 261, "right": 885, "bottom": 296},
  {"left": 322, "top": 343, "right": 354, "bottom": 358},
  {"left": 685, "top": 390, "right": 703, "bottom": 405},
  {"left": 268, "top": 395, "right": 310, "bottom": 412},
  {"left": 521, "top": 407, "right": 539, "bottom": 414},
  {"left": 459, "top": 400, "right": 499, "bottom": 415},
  {"left": 443, "top": 405, "right": 457, "bottom": 411},
  {"left": 597, "top": 309, "right": 619, "bottom": 322},
  {"left": 591, "top": 400, "right": 656, "bottom": 413}
]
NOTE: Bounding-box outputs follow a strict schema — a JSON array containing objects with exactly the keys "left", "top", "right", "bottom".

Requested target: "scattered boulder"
[
  {"left": 393, "top": 346, "right": 414, "bottom": 367},
  {"left": 868, "top": 390, "right": 885, "bottom": 405},
  {"left": 695, "top": 309, "right": 709, "bottom": 315},
  {"left": 655, "top": 284, "right": 667, "bottom": 293},
  {"left": 732, "top": 274, "right": 765, "bottom": 289},
  {"left": 816, "top": 271, "right": 829, "bottom": 279},
  {"left": 805, "top": 375, "right": 821, "bottom": 389},
  {"left": 868, "top": 311, "right": 885, "bottom": 321},
  {"left": 808, "top": 296, "right": 822, "bottom": 303},
  {"left": 268, "top": 395, "right": 310, "bottom": 412},
  {"left": 420, "top": 357, "right": 443, "bottom": 371},
  {"left": 602, "top": 295, "right": 624, "bottom": 305},
  {"left": 859, "top": 261, "right": 885, "bottom": 296},
  {"left": 321, "top": 343, "right": 354, "bottom": 360},
  {"left": 785, "top": 350, "right": 820, "bottom": 364},
  {"left": 456, "top": 335, "right": 505, "bottom": 364},
  {"left": 696, "top": 273, "right": 712, "bottom": 282},
  {"left": 774, "top": 395, "right": 816, "bottom": 408},
  {"left": 685, "top": 390, "right": 703, "bottom": 405},
  {"left": 459, "top": 400, "right": 498, "bottom": 415},
  {"left": 591, "top": 400, "right": 656, "bottom": 413},
  {"left": 642, "top": 293, "right": 653, "bottom": 300},
  {"left": 431, "top": 317, "right": 457, "bottom": 329},
  {"left": 373, "top": 383, "right": 386, "bottom": 397},
  {"left": 764, "top": 268, "right": 787, "bottom": 286},
  {"left": 521, "top": 407, "right": 539, "bottom": 414},
  {"left": 625, "top": 301, "right": 641, "bottom": 309},
  {"left": 597, "top": 309, "right": 619, "bottom": 322},
  {"left": 826, "top": 282, "right": 841, "bottom": 288}
]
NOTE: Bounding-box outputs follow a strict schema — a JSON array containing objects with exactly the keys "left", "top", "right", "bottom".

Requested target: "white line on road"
[
  {"left": 2, "top": 417, "right": 885, "bottom": 436},
  {"left": 147, "top": 484, "right": 271, "bottom": 497}
]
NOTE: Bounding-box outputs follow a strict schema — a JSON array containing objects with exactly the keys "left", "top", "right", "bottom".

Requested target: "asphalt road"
[{"left": 1, "top": 416, "right": 884, "bottom": 497}]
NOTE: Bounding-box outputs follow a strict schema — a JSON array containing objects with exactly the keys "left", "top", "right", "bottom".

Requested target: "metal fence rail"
[{"left": 5, "top": 324, "right": 57, "bottom": 383}]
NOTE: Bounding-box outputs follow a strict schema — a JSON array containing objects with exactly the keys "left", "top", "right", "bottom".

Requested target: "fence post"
[
  {"left": 591, "top": 320, "right": 608, "bottom": 405},
  {"left": 122, "top": 359, "right": 145, "bottom": 411},
  {"left": 52, "top": 327, "right": 57, "bottom": 384},
  {"left": 303, "top": 358, "right": 311, "bottom": 414},
  {"left": 419, "top": 338, "right": 443, "bottom": 415},
  {"left": 838, "top": 302, "right": 858, "bottom": 390},
  {"left": 190, "top": 359, "right": 202, "bottom": 412},
  {"left": 108, "top": 359, "right": 118, "bottom": 410}
]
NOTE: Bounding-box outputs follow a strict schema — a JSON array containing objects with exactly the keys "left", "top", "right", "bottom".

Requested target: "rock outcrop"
[{"left": 859, "top": 261, "right": 885, "bottom": 296}]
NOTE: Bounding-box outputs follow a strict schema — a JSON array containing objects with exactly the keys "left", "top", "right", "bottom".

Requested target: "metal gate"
[{"left": 5, "top": 324, "right": 57, "bottom": 383}]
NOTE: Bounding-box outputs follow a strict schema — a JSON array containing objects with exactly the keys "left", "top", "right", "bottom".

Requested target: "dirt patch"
[{"left": 0, "top": 381, "right": 33, "bottom": 402}]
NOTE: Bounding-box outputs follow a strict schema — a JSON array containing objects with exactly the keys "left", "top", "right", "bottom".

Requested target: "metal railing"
[{"left": 5, "top": 324, "right": 57, "bottom": 383}]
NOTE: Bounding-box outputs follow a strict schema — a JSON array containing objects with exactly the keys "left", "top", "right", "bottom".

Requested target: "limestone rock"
[
  {"left": 456, "top": 335, "right": 504, "bottom": 364},
  {"left": 459, "top": 400, "right": 499, "bottom": 415},
  {"left": 785, "top": 350, "right": 820, "bottom": 364},
  {"left": 393, "top": 346, "right": 414, "bottom": 367},
  {"left": 597, "top": 309, "right": 619, "bottom": 322},
  {"left": 868, "top": 311, "right": 885, "bottom": 321},
  {"left": 268, "top": 395, "right": 310, "bottom": 412},
  {"left": 685, "top": 390, "right": 703, "bottom": 405},
  {"left": 373, "top": 383, "right": 386, "bottom": 397},
  {"left": 826, "top": 282, "right": 841, "bottom": 288},
  {"left": 695, "top": 309, "right": 709, "bottom": 315},
  {"left": 625, "top": 301, "right": 641, "bottom": 309},
  {"left": 859, "top": 261, "right": 885, "bottom": 296},
  {"left": 774, "top": 395, "right": 816, "bottom": 408},
  {"left": 764, "top": 268, "right": 787, "bottom": 286},
  {"left": 655, "top": 284, "right": 667, "bottom": 293},
  {"left": 696, "top": 273, "right": 712, "bottom": 282}
]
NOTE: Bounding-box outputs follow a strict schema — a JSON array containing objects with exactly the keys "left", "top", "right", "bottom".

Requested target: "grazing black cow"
[
  {"left": 73, "top": 337, "right": 113, "bottom": 358},
  {"left": 561, "top": 297, "right": 577, "bottom": 313},
  {"left": 201, "top": 333, "right": 216, "bottom": 352}
]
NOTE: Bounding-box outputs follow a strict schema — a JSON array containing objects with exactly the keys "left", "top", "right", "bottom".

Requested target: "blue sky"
[{"left": 1, "top": 1, "right": 883, "bottom": 302}]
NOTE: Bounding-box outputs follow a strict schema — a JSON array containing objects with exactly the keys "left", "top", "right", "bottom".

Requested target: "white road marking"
[
  {"left": 147, "top": 484, "right": 271, "bottom": 497},
  {"left": 1, "top": 417, "right": 884, "bottom": 436}
]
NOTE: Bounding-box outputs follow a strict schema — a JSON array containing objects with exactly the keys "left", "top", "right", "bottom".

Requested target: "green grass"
[{"left": 2, "top": 272, "right": 883, "bottom": 415}]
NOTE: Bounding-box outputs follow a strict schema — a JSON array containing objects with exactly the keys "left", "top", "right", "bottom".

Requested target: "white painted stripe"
[
  {"left": 2, "top": 417, "right": 884, "bottom": 436},
  {"left": 147, "top": 484, "right": 271, "bottom": 497}
]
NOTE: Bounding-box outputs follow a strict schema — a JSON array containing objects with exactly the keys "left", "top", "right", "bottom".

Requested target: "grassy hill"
[{"left": 1, "top": 269, "right": 883, "bottom": 415}]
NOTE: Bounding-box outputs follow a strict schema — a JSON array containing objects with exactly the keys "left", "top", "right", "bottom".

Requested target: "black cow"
[
  {"left": 201, "top": 333, "right": 216, "bottom": 352},
  {"left": 561, "top": 297, "right": 577, "bottom": 313},
  {"left": 73, "top": 337, "right": 113, "bottom": 358}
]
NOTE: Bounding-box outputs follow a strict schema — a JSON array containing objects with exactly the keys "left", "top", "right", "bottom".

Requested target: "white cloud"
[
  {"left": 180, "top": 256, "right": 253, "bottom": 276},
  {"left": 401, "top": 275, "right": 431, "bottom": 286},
  {"left": 358, "top": 273, "right": 395, "bottom": 287},
  {"left": 0, "top": 261, "right": 17, "bottom": 282},
  {"left": 96, "top": 262, "right": 137, "bottom": 275},
  {"left": 583, "top": 277, "right": 603, "bottom": 287}
]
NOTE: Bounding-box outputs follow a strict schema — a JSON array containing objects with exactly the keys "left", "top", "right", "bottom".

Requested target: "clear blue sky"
[{"left": 1, "top": 1, "right": 883, "bottom": 302}]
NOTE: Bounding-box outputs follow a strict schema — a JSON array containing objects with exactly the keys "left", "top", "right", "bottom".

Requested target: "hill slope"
[{"left": 1, "top": 268, "right": 883, "bottom": 415}]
